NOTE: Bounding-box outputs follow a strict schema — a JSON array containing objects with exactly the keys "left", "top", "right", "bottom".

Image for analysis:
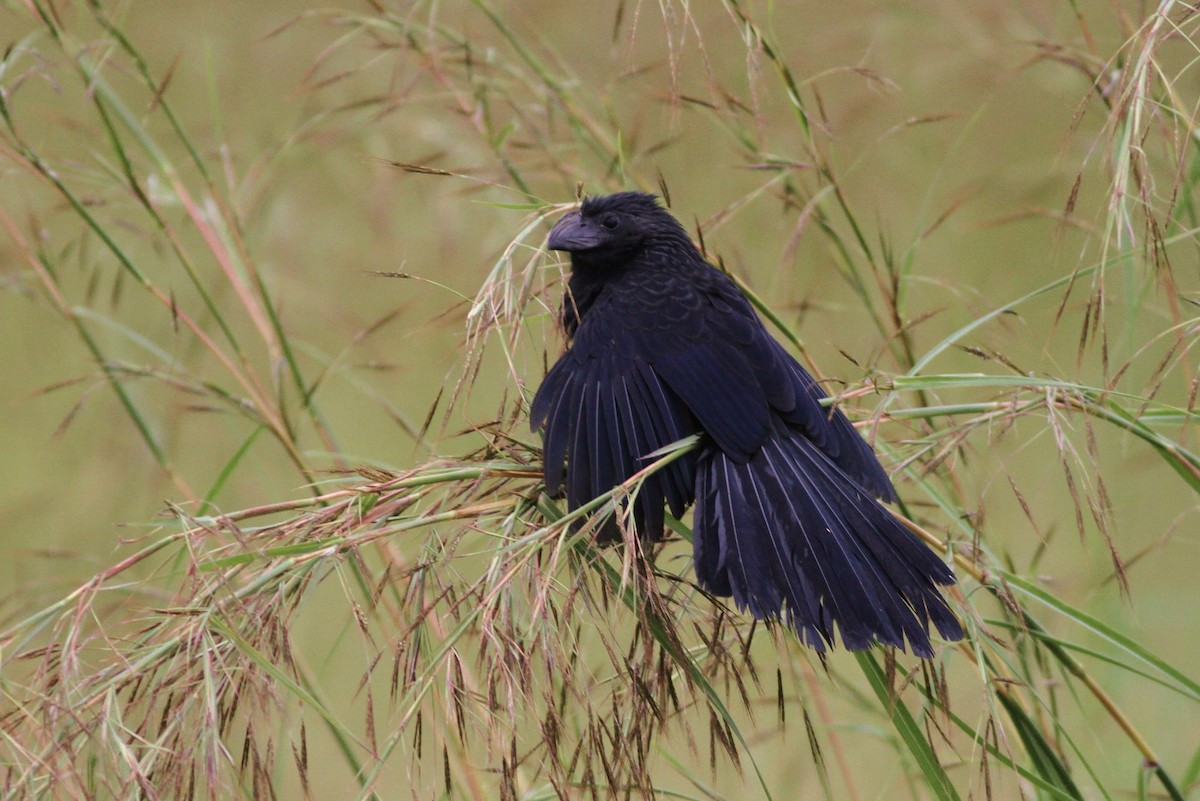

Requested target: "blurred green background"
[{"left": 2, "top": 1, "right": 1198, "bottom": 798}]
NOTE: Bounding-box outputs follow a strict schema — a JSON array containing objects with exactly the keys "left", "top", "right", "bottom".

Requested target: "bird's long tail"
[{"left": 693, "top": 421, "right": 963, "bottom": 657}]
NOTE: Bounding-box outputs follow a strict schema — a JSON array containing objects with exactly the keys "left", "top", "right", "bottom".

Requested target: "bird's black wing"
[
  {"left": 633, "top": 262, "right": 896, "bottom": 501},
  {"left": 530, "top": 288, "right": 697, "bottom": 539}
]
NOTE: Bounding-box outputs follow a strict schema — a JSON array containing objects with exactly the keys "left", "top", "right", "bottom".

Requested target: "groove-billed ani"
[{"left": 531, "top": 192, "right": 962, "bottom": 657}]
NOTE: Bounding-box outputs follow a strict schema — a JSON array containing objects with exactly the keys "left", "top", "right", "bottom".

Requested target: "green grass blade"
[{"left": 856, "top": 652, "right": 961, "bottom": 801}]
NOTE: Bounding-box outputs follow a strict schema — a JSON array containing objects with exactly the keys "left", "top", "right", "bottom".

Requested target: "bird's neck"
[{"left": 562, "top": 259, "right": 613, "bottom": 336}]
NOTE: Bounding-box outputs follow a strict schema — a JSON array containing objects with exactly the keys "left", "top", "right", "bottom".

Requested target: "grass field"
[{"left": 2, "top": 1, "right": 1199, "bottom": 799}]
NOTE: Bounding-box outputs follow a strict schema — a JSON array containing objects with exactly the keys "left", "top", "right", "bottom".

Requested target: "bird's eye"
[{"left": 600, "top": 214, "right": 620, "bottom": 230}]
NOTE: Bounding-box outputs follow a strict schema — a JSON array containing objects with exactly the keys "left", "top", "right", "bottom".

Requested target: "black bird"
[{"left": 530, "top": 192, "right": 962, "bottom": 657}]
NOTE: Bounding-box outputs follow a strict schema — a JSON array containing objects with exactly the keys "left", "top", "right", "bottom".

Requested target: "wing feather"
[{"left": 531, "top": 329, "right": 697, "bottom": 540}]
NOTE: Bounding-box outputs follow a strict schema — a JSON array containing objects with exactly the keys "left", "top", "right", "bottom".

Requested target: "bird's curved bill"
[{"left": 547, "top": 211, "right": 601, "bottom": 252}]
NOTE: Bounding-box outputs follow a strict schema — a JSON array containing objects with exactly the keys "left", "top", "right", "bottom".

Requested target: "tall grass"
[{"left": 2, "top": 1, "right": 1199, "bottom": 799}]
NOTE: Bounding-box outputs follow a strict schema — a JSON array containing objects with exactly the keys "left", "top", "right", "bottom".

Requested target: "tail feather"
[
  {"left": 772, "top": 439, "right": 961, "bottom": 648},
  {"left": 694, "top": 421, "right": 962, "bottom": 657}
]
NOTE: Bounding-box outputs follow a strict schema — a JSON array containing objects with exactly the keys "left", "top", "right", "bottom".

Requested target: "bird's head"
[{"left": 547, "top": 192, "right": 688, "bottom": 263}]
